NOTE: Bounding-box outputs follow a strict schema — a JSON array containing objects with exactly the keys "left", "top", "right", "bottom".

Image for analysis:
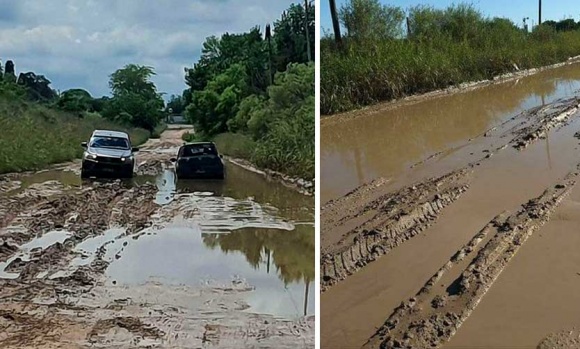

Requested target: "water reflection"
[
  {"left": 202, "top": 224, "right": 315, "bottom": 285},
  {"left": 321, "top": 63, "right": 580, "bottom": 202}
]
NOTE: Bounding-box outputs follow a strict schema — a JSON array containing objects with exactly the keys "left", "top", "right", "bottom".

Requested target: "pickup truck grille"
[{"left": 96, "top": 156, "right": 123, "bottom": 164}]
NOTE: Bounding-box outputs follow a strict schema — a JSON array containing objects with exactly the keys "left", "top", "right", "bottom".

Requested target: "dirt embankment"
[
  {"left": 0, "top": 128, "right": 313, "bottom": 349},
  {"left": 321, "top": 95, "right": 580, "bottom": 349},
  {"left": 226, "top": 157, "right": 314, "bottom": 196}
]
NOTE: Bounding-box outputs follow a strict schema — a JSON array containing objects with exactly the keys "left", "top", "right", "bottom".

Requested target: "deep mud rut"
[
  {"left": 0, "top": 127, "right": 314, "bottom": 348},
  {"left": 322, "top": 83, "right": 580, "bottom": 348}
]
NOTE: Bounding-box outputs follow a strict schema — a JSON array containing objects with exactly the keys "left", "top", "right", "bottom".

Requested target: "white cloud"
[{"left": 0, "top": 0, "right": 297, "bottom": 98}]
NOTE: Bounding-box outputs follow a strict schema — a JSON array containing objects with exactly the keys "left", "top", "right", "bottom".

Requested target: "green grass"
[
  {"left": 212, "top": 133, "right": 256, "bottom": 159},
  {"left": 321, "top": 25, "right": 580, "bottom": 115},
  {"left": 0, "top": 97, "right": 149, "bottom": 174},
  {"left": 183, "top": 131, "right": 313, "bottom": 180},
  {"left": 150, "top": 122, "right": 168, "bottom": 139}
]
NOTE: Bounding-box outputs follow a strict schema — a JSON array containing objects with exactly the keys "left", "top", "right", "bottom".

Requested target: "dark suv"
[
  {"left": 81, "top": 130, "right": 139, "bottom": 178},
  {"left": 171, "top": 142, "right": 225, "bottom": 179}
]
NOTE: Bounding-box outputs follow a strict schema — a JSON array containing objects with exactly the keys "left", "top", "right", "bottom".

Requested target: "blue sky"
[
  {"left": 320, "top": 0, "right": 580, "bottom": 35},
  {"left": 0, "top": 0, "right": 296, "bottom": 99}
]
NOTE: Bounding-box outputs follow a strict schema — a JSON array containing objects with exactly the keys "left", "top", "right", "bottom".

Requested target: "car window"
[
  {"left": 180, "top": 145, "right": 217, "bottom": 157},
  {"left": 90, "top": 136, "right": 130, "bottom": 149}
]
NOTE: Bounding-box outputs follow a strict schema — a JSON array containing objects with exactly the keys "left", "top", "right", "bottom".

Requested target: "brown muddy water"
[
  {"left": 0, "top": 130, "right": 314, "bottom": 349},
  {"left": 2, "top": 163, "right": 314, "bottom": 319},
  {"left": 321, "top": 63, "right": 580, "bottom": 204},
  {"left": 321, "top": 62, "right": 580, "bottom": 349}
]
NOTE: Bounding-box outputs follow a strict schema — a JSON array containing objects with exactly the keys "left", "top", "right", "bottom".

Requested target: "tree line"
[
  {"left": 1, "top": 59, "right": 165, "bottom": 132},
  {"left": 322, "top": 0, "right": 580, "bottom": 114},
  {"left": 1, "top": 1, "right": 315, "bottom": 179},
  {"left": 183, "top": 1, "right": 315, "bottom": 179}
]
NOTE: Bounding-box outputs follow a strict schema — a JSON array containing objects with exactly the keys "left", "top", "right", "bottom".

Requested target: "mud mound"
[
  {"left": 321, "top": 170, "right": 470, "bottom": 292},
  {"left": 88, "top": 317, "right": 164, "bottom": 344},
  {"left": 537, "top": 328, "right": 580, "bottom": 349},
  {"left": 0, "top": 181, "right": 159, "bottom": 284},
  {"left": 364, "top": 172, "right": 577, "bottom": 349},
  {"left": 135, "top": 159, "right": 171, "bottom": 176},
  {"left": 505, "top": 96, "right": 580, "bottom": 150}
]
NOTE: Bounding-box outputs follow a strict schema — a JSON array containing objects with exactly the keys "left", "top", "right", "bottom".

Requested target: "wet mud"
[
  {"left": 321, "top": 170, "right": 470, "bottom": 292},
  {"left": 0, "top": 128, "right": 314, "bottom": 348},
  {"left": 321, "top": 63, "right": 580, "bottom": 349}
]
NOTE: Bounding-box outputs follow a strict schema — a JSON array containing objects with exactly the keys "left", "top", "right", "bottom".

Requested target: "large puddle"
[
  {"left": 2, "top": 162, "right": 314, "bottom": 320},
  {"left": 321, "top": 63, "right": 580, "bottom": 203}
]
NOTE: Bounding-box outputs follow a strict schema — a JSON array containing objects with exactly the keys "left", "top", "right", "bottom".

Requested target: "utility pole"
[
  {"left": 538, "top": 0, "right": 542, "bottom": 25},
  {"left": 304, "top": 0, "right": 312, "bottom": 62},
  {"left": 406, "top": 16, "right": 411, "bottom": 38},
  {"left": 329, "top": 0, "right": 342, "bottom": 48},
  {"left": 266, "top": 24, "right": 273, "bottom": 86}
]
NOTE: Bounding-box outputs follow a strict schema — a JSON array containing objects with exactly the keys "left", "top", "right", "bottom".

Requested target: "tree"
[
  {"left": 339, "top": 0, "right": 405, "bottom": 41},
  {"left": 5, "top": 60, "right": 14, "bottom": 75},
  {"left": 57, "top": 89, "right": 93, "bottom": 112},
  {"left": 109, "top": 64, "right": 159, "bottom": 99},
  {"left": 4, "top": 60, "right": 16, "bottom": 83},
  {"left": 186, "top": 64, "right": 248, "bottom": 138},
  {"left": 185, "top": 28, "right": 268, "bottom": 96},
  {"left": 16, "top": 72, "right": 56, "bottom": 100},
  {"left": 272, "top": 3, "right": 315, "bottom": 71},
  {"left": 166, "top": 94, "right": 185, "bottom": 114},
  {"left": 104, "top": 64, "right": 164, "bottom": 131}
]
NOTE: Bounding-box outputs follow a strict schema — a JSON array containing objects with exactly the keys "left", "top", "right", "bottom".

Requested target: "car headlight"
[
  {"left": 84, "top": 152, "right": 97, "bottom": 160},
  {"left": 121, "top": 156, "right": 134, "bottom": 162}
]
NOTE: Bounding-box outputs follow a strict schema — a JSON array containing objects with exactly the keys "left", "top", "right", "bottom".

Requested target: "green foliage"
[
  {"left": 57, "top": 89, "right": 93, "bottom": 112},
  {"left": 321, "top": 2, "right": 580, "bottom": 114},
  {"left": 339, "top": 0, "right": 404, "bottom": 41},
  {"left": 166, "top": 94, "right": 185, "bottom": 114},
  {"left": 186, "top": 64, "right": 248, "bottom": 138},
  {"left": 212, "top": 133, "right": 257, "bottom": 159},
  {"left": 16, "top": 72, "right": 56, "bottom": 100},
  {"left": 150, "top": 122, "right": 168, "bottom": 139},
  {"left": 0, "top": 96, "right": 149, "bottom": 174},
  {"left": 4, "top": 60, "right": 14, "bottom": 75},
  {"left": 219, "top": 63, "right": 314, "bottom": 179},
  {"left": 182, "top": 3, "right": 315, "bottom": 179},
  {"left": 543, "top": 18, "right": 580, "bottom": 32},
  {"left": 185, "top": 27, "right": 268, "bottom": 95},
  {"left": 103, "top": 64, "right": 164, "bottom": 131},
  {"left": 272, "top": 2, "right": 315, "bottom": 71}
]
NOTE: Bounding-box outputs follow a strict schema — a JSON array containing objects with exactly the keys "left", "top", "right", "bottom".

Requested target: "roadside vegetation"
[
  {"left": 0, "top": 60, "right": 164, "bottom": 174},
  {"left": 322, "top": 0, "right": 580, "bottom": 114},
  {"left": 181, "top": 2, "right": 315, "bottom": 180}
]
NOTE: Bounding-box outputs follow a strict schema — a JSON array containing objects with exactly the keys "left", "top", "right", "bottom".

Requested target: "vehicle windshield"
[
  {"left": 180, "top": 144, "right": 217, "bottom": 157},
  {"left": 90, "top": 136, "right": 130, "bottom": 149}
]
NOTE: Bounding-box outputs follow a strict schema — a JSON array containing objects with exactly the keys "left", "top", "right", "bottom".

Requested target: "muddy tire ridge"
[
  {"left": 321, "top": 170, "right": 470, "bottom": 293},
  {"left": 362, "top": 169, "right": 579, "bottom": 349}
]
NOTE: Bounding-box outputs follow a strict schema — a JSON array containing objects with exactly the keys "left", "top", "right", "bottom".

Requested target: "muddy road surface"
[
  {"left": 321, "top": 63, "right": 580, "bottom": 349},
  {"left": 0, "top": 127, "right": 314, "bottom": 348}
]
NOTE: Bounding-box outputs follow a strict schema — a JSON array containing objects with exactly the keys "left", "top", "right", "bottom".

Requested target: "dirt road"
[
  {"left": 321, "top": 65, "right": 580, "bottom": 348},
  {"left": 0, "top": 127, "right": 314, "bottom": 348}
]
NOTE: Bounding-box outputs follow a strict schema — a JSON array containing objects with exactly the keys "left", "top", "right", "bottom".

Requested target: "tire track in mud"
[
  {"left": 320, "top": 95, "right": 580, "bottom": 295},
  {"left": 0, "top": 182, "right": 159, "bottom": 282},
  {"left": 362, "top": 169, "right": 579, "bottom": 349},
  {"left": 505, "top": 96, "right": 580, "bottom": 150},
  {"left": 0, "top": 129, "right": 314, "bottom": 348},
  {"left": 321, "top": 170, "right": 470, "bottom": 293}
]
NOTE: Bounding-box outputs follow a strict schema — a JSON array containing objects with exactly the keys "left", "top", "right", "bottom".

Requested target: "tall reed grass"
[{"left": 321, "top": 8, "right": 580, "bottom": 115}]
